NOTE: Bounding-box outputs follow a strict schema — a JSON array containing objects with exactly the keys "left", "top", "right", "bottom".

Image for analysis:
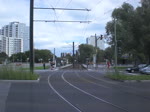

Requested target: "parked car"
[
  {"left": 126, "top": 64, "right": 147, "bottom": 73},
  {"left": 139, "top": 65, "right": 150, "bottom": 74}
]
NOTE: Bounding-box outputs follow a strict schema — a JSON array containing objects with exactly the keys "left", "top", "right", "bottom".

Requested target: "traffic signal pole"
[{"left": 29, "top": 0, "right": 34, "bottom": 73}]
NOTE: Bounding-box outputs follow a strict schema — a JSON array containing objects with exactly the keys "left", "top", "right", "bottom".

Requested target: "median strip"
[{"left": 106, "top": 72, "right": 150, "bottom": 82}]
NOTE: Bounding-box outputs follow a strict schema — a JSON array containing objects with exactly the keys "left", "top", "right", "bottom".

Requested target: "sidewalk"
[{"left": 0, "top": 82, "right": 11, "bottom": 112}]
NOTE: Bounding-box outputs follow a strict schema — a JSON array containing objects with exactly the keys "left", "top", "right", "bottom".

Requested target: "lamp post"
[{"left": 114, "top": 18, "right": 118, "bottom": 73}]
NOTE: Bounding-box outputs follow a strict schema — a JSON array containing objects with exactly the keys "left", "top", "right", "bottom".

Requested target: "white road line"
[
  {"left": 47, "top": 73, "right": 82, "bottom": 112},
  {"left": 75, "top": 72, "right": 109, "bottom": 89},
  {"left": 62, "top": 73, "right": 129, "bottom": 112}
]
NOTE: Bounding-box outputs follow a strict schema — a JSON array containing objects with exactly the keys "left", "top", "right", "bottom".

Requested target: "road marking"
[
  {"left": 48, "top": 72, "right": 82, "bottom": 112},
  {"left": 62, "top": 73, "right": 129, "bottom": 112},
  {"left": 75, "top": 72, "right": 109, "bottom": 89}
]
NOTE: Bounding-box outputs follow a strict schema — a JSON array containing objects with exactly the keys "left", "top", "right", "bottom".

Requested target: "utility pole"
[
  {"left": 29, "top": 0, "right": 34, "bottom": 73},
  {"left": 114, "top": 18, "right": 118, "bottom": 72},
  {"left": 94, "top": 34, "right": 103, "bottom": 69},
  {"left": 73, "top": 42, "right": 75, "bottom": 69},
  {"left": 93, "top": 34, "right": 97, "bottom": 69},
  {"left": 53, "top": 48, "right": 56, "bottom": 68}
]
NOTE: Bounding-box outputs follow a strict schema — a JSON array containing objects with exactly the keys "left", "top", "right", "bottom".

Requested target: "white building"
[
  {"left": 0, "top": 35, "right": 8, "bottom": 54},
  {"left": 0, "top": 22, "right": 29, "bottom": 53},
  {"left": 0, "top": 35, "right": 23, "bottom": 56},
  {"left": 8, "top": 37, "right": 23, "bottom": 56},
  {"left": 86, "top": 35, "right": 105, "bottom": 50}
]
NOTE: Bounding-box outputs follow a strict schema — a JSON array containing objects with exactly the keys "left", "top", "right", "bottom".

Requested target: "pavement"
[
  {"left": 1, "top": 64, "right": 150, "bottom": 112},
  {"left": 0, "top": 82, "right": 11, "bottom": 112}
]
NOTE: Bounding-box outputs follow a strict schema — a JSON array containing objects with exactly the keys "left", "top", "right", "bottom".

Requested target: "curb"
[{"left": 0, "top": 78, "right": 40, "bottom": 83}]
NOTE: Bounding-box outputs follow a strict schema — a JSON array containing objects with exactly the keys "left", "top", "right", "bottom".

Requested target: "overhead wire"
[{"left": 46, "top": 0, "right": 75, "bottom": 54}]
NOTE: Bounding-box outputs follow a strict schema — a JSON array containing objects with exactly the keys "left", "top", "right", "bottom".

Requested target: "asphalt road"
[{"left": 4, "top": 69, "right": 150, "bottom": 112}]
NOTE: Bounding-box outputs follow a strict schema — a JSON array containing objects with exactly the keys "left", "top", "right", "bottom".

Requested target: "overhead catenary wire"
[
  {"left": 34, "top": 20, "right": 91, "bottom": 23},
  {"left": 34, "top": 7, "right": 91, "bottom": 11}
]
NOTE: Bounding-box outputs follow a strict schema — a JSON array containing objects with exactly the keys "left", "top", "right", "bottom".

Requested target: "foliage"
[
  {"left": 0, "top": 65, "right": 38, "bottom": 80},
  {"left": 9, "top": 49, "right": 53, "bottom": 63},
  {"left": 104, "top": 47, "right": 114, "bottom": 62},
  {"left": 96, "top": 48, "right": 105, "bottom": 63},
  {"left": 0, "top": 52, "right": 8, "bottom": 63},
  {"left": 107, "top": 73, "right": 150, "bottom": 80},
  {"left": 105, "top": 2, "right": 150, "bottom": 64},
  {"left": 65, "top": 53, "right": 73, "bottom": 63},
  {"left": 78, "top": 44, "right": 95, "bottom": 63},
  {"left": 34, "top": 49, "right": 53, "bottom": 63}
]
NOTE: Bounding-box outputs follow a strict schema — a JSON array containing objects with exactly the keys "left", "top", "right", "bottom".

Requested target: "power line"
[
  {"left": 34, "top": 7, "right": 91, "bottom": 11},
  {"left": 34, "top": 20, "right": 91, "bottom": 23}
]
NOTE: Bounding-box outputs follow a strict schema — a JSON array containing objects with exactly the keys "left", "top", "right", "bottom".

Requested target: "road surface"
[{"left": 3, "top": 69, "right": 150, "bottom": 112}]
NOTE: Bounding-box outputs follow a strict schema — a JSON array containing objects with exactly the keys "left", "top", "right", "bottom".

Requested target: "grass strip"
[
  {"left": 106, "top": 72, "right": 150, "bottom": 80},
  {"left": 22, "top": 66, "right": 50, "bottom": 70},
  {"left": 0, "top": 66, "right": 39, "bottom": 80},
  {"left": 113, "top": 66, "right": 129, "bottom": 70}
]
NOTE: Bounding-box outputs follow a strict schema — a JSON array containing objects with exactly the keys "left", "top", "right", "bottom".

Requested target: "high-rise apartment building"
[
  {"left": 0, "top": 22, "right": 29, "bottom": 56},
  {"left": 86, "top": 35, "right": 105, "bottom": 50},
  {"left": 0, "top": 35, "right": 23, "bottom": 56}
]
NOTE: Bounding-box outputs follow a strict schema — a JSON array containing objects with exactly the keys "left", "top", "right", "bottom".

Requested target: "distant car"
[{"left": 126, "top": 64, "right": 147, "bottom": 73}]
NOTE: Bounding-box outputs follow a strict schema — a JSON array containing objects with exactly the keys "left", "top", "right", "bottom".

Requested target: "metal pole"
[
  {"left": 114, "top": 18, "right": 117, "bottom": 72},
  {"left": 29, "top": 0, "right": 34, "bottom": 73},
  {"left": 73, "top": 42, "right": 75, "bottom": 68},
  {"left": 95, "top": 34, "right": 97, "bottom": 69},
  {"left": 53, "top": 48, "right": 56, "bottom": 67}
]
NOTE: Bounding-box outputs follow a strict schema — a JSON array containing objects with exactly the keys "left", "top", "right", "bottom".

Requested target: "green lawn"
[
  {"left": 22, "top": 66, "right": 50, "bottom": 70},
  {"left": 0, "top": 66, "right": 39, "bottom": 80},
  {"left": 106, "top": 72, "right": 150, "bottom": 81},
  {"left": 113, "top": 66, "right": 129, "bottom": 70}
]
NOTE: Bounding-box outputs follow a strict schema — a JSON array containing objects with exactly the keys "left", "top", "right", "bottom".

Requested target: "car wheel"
[{"left": 131, "top": 70, "right": 134, "bottom": 73}]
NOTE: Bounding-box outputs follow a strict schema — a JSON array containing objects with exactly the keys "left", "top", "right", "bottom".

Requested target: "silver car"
[{"left": 140, "top": 65, "right": 150, "bottom": 74}]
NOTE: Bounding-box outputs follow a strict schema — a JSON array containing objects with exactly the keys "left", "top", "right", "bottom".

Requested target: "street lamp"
[{"left": 114, "top": 18, "right": 118, "bottom": 73}]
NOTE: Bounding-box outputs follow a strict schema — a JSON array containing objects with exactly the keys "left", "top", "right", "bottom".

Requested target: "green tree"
[
  {"left": 78, "top": 44, "right": 95, "bottom": 63},
  {"left": 96, "top": 48, "right": 105, "bottom": 63},
  {"left": 0, "top": 52, "right": 8, "bottom": 63},
  {"left": 34, "top": 49, "right": 53, "bottom": 63},
  {"left": 105, "top": 2, "right": 150, "bottom": 64}
]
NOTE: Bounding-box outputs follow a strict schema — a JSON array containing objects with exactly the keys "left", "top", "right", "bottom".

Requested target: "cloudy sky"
[{"left": 0, "top": 0, "right": 140, "bottom": 56}]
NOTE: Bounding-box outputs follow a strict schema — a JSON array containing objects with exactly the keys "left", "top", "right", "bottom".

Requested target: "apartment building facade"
[
  {"left": 0, "top": 35, "right": 23, "bottom": 56},
  {"left": 0, "top": 22, "right": 29, "bottom": 56},
  {"left": 86, "top": 35, "right": 105, "bottom": 50}
]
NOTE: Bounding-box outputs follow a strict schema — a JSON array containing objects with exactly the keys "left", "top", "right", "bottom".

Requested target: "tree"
[
  {"left": 0, "top": 52, "right": 8, "bottom": 63},
  {"left": 104, "top": 47, "right": 114, "bottom": 62},
  {"left": 10, "top": 52, "right": 27, "bottom": 62},
  {"left": 78, "top": 44, "right": 95, "bottom": 63},
  {"left": 105, "top": 2, "right": 150, "bottom": 64},
  {"left": 96, "top": 48, "right": 105, "bottom": 63},
  {"left": 34, "top": 49, "right": 53, "bottom": 63},
  {"left": 9, "top": 49, "right": 53, "bottom": 63}
]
